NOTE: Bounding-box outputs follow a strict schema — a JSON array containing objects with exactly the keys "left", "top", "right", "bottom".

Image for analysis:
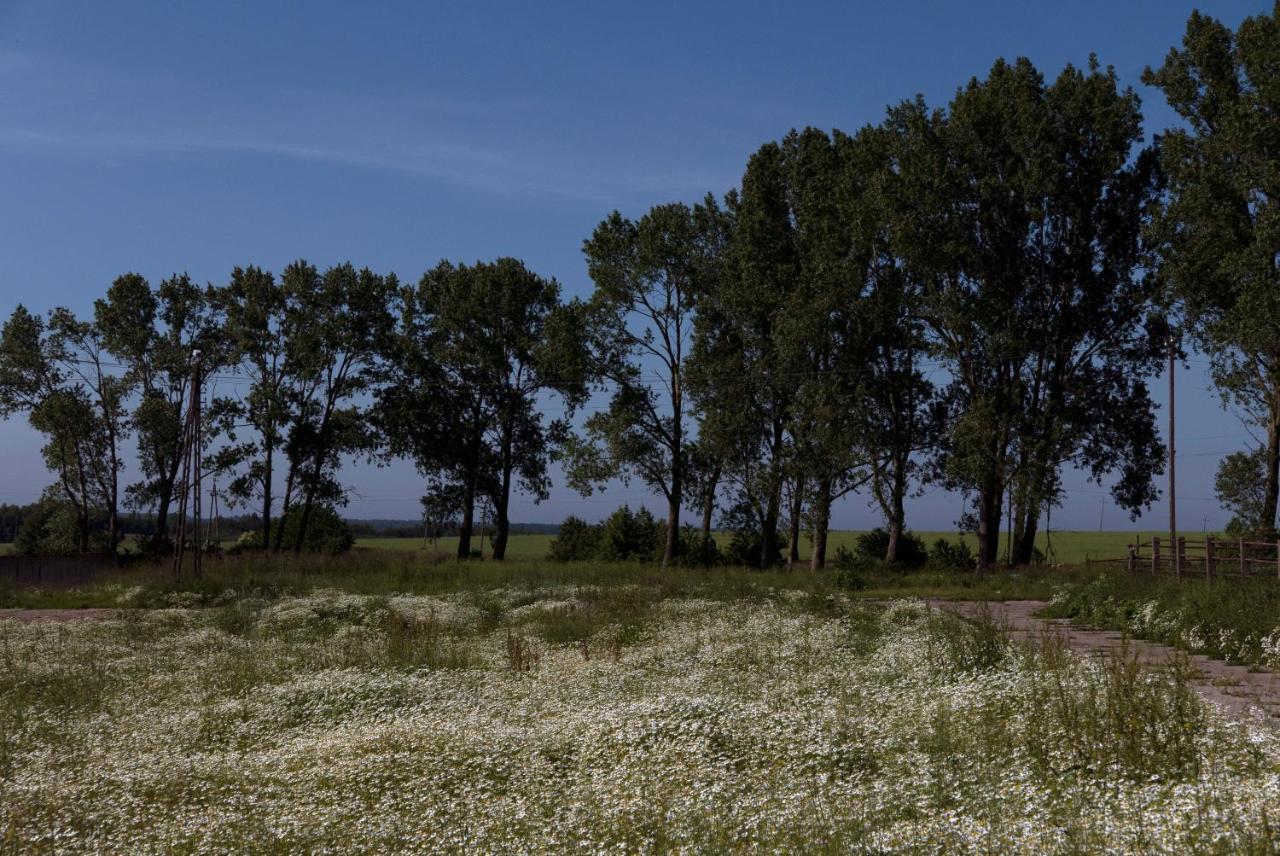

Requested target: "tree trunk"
[
  {"left": 885, "top": 455, "right": 908, "bottom": 563},
  {"left": 492, "top": 492, "right": 510, "bottom": 561},
  {"left": 1263, "top": 414, "right": 1280, "bottom": 539},
  {"left": 664, "top": 383, "right": 683, "bottom": 569},
  {"left": 261, "top": 438, "right": 274, "bottom": 550},
  {"left": 787, "top": 476, "right": 803, "bottom": 567},
  {"left": 975, "top": 479, "right": 1003, "bottom": 571},
  {"left": 274, "top": 459, "right": 297, "bottom": 552},
  {"left": 664, "top": 495, "right": 680, "bottom": 568},
  {"left": 700, "top": 465, "right": 720, "bottom": 540},
  {"left": 154, "top": 494, "right": 172, "bottom": 550},
  {"left": 886, "top": 518, "right": 902, "bottom": 565},
  {"left": 759, "top": 421, "right": 785, "bottom": 569},
  {"left": 106, "top": 455, "right": 119, "bottom": 555},
  {"left": 810, "top": 476, "right": 833, "bottom": 571},
  {"left": 458, "top": 474, "right": 475, "bottom": 559},
  {"left": 492, "top": 420, "right": 515, "bottom": 561},
  {"left": 293, "top": 491, "right": 315, "bottom": 554},
  {"left": 1013, "top": 513, "right": 1039, "bottom": 566},
  {"left": 760, "top": 485, "right": 781, "bottom": 569}
]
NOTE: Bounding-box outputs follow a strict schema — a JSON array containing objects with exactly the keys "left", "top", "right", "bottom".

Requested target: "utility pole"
[
  {"left": 173, "top": 350, "right": 203, "bottom": 579},
  {"left": 1168, "top": 332, "right": 1178, "bottom": 577},
  {"left": 209, "top": 480, "right": 222, "bottom": 552}
]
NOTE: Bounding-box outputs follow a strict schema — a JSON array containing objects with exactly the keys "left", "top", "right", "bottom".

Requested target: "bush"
[
  {"left": 273, "top": 505, "right": 354, "bottom": 555},
  {"left": 14, "top": 500, "right": 106, "bottom": 556},
  {"left": 929, "top": 537, "right": 974, "bottom": 571},
  {"left": 546, "top": 516, "right": 602, "bottom": 562},
  {"left": 721, "top": 528, "right": 785, "bottom": 568},
  {"left": 597, "top": 506, "right": 660, "bottom": 562},
  {"left": 668, "top": 525, "right": 721, "bottom": 567},
  {"left": 855, "top": 528, "right": 927, "bottom": 568}
]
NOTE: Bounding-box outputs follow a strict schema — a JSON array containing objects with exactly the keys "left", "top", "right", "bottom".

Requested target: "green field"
[
  {"left": 357, "top": 529, "right": 1184, "bottom": 566},
  {"left": 0, "top": 530, "right": 1207, "bottom": 565}
]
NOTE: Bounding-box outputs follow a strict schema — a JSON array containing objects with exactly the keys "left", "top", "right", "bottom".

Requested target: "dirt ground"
[{"left": 929, "top": 599, "right": 1280, "bottom": 729}]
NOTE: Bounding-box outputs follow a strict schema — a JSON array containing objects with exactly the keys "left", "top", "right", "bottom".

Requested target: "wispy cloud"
[{"left": 0, "top": 48, "right": 734, "bottom": 207}]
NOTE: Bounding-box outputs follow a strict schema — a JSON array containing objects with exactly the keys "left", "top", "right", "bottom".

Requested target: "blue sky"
[{"left": 0, "top": 0, "right": 1269, "bottom": 531}]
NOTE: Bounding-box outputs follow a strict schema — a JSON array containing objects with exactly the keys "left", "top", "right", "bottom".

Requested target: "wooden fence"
[
  {"left": 1093, "top": 536, "right": 1280, "bottom": 581},
  {"left": 0, "top": 554, "right": 118, "bottom": 587}
]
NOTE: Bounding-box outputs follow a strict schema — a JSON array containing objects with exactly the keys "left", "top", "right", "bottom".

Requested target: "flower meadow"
[{"left": 3, "top": 585, "right": 1280, "bottom": 853}]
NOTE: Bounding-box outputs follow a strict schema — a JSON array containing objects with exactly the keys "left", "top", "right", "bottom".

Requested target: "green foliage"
[
  {"left": 597, "top": 505, "right": 660, "bottom": 562},
  {"left": 888, "top": 56, "right": 1165, "bottom": 567},
  {"left": 855, "top": 528, "right": 927, "bottom": 568},
  {"left": 722, "top": 526, "right": 785, "bottom": 569},
  {"left": 13, "top": 499, "right": 106, "bottom": 556},
  {"left": 929, "top": 537, "right": 974, "bottom": 572},
  {"left": 96, "top": 272, "right": 222, "bottom": 549},
  {"left": 545, "top": 516, "right": 602, "bottom": 562},
  {"left": 377, "top": 258, "right": 586, "bottom": 560},
  {"left": 1145, "top": 5, "right": 1280, "bottom": 535},
  {"left": 1046, "top": 572, "right": 1280, "bottom": 670},
  {"left": 830, "top": 548, "right": 869, "bottom": 590},
  {"left": 1215, "top": 448, "right": 1269, "bottom": 537},
  {"left": 668, "top": 526, "right": 722, "bottom": 568},
  {"left": 574, "top": 202, "right": 725, "bottom": 566},
  {"left": 547, "top": 515, "right": 719, "bottom": 567},
  {"left": 272, "top": 505, "right": 354, "bottom": 556}
]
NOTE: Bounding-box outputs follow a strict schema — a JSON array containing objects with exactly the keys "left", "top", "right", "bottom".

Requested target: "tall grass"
[
  {"left": 0, "top": 548, "right": 1078, "bottom": 612},
  {"left": 1, "top": 583, "right": 1274, "bottom": 851},
  {"left": 1047, "top": 571, "right": 1280, "bottom": 669}
]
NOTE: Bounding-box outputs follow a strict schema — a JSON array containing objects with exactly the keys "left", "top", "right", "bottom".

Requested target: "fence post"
[
  {"left": 1206, "top": 536, "right": 1214, "bottom": 581},
  {"left": 1152, "top": 536, "right": 1161, "bottom": 576},
  {"left": 1241, "top": 537, "right": 1247, "bottom": 577},
  {"left": 1276, "top": 539, "right": 1279, "bottom": 580},
  {"left": 1177, "top": 536, "right": 1186, "bottom": 579}
]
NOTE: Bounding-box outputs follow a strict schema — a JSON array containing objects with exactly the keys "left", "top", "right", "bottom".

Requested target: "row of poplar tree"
[{"left": 1, "top": 7, "right": 1276, "bottom": 569}]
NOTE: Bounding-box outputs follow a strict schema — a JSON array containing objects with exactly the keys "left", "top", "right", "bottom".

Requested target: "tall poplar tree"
[
  {"left": 378, "top": 259, "right": 586, "bottom": 560},
  {"left": 1145, "top": 5, "right": 1280, "bottom": 536},
  {"left": 570, "top": 202, "right": 724, "bottom": 567},
  {"left": 888, "top": 58, "right": 1165, "bottom": 568},
  {"left": 95, "top": 273, "right": 222, "bottom": 549}
]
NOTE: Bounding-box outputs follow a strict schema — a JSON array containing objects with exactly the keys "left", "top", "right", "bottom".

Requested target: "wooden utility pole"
[
  {"left": 1168, "top": 333, "right": 1179, "bottom": 578},
  {"left": 172, "top": 350, "right": 203, "bottom": 579},
  {"left": 208, "top": 480, "right": 222, "bottom": 552}
]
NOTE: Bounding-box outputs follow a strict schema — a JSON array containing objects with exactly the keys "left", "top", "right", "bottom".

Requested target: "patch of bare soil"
[{"left": 928, "top": 599, "right": 1280, "bottom": 729}]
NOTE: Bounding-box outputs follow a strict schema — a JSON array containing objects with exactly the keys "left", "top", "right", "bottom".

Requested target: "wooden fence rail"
[{"left": 1119, "top": 536, "right": 1280, "bottom": 580}]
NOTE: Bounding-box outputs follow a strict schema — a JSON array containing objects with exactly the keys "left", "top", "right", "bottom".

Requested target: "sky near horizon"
[{"left": 0, "top": 0, "right": 1269, "bottom": 533}]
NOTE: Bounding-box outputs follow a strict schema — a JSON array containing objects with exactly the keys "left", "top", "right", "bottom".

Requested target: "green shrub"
[
  {"left": 929, "top": 537, "right": 974, "bottom": 571},
  {"left": 546, "top": 516, "right": 602, "bottom": 561},
  {"left": 669, "top": 525, "right": 721, "bottom": 567},
  {"left": 855, "top": 528, "right": 927, "bottom": 568},
  {"left": 14, "top": 499, "right": 106, "bottom": 556},
  {"left": 722, "top": 528, "right": 786, "bottom": 568},
  {"left": 597, "top": 506, "right": 659, "bottom": 562},
  {"left": 273, "top": 505, "right": 354, "bottom": 555}
]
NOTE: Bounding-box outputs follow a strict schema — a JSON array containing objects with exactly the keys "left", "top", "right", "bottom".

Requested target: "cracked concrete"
[{"left": 928, "top": 599, "right": 1280, "bottom": 730}]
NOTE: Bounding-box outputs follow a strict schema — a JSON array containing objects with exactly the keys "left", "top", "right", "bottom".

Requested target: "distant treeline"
[
  {"left": 0, "top": 502, "right": 559, "bottom": 546},
  {"left": 1, "top": 8, "right": 1275, "bottom": 567}
]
